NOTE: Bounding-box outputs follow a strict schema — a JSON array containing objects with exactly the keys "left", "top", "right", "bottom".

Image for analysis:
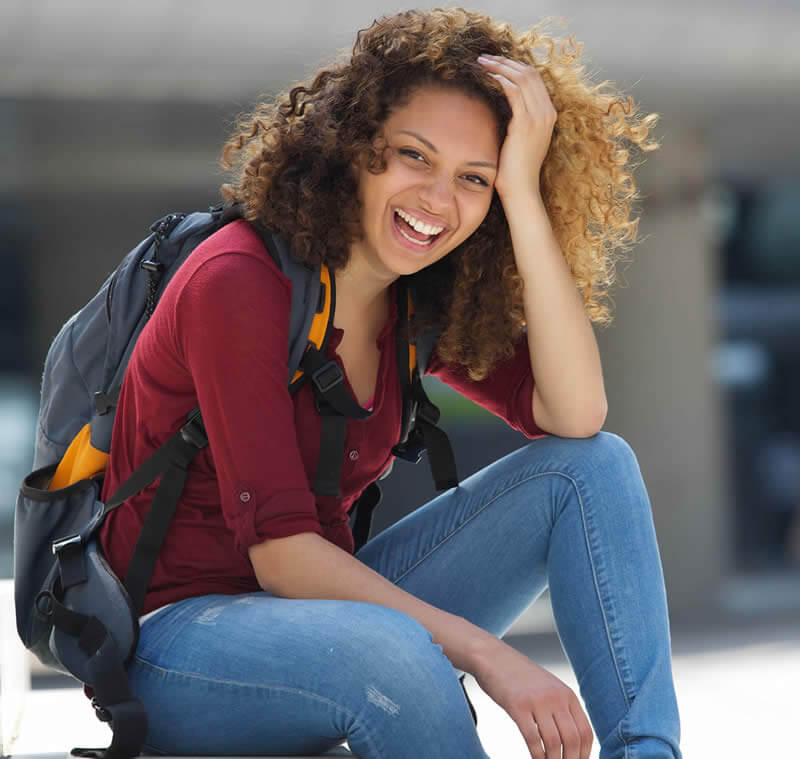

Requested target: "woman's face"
[{"left": 353, "top": 85, "right": 500, "bottom": 281}]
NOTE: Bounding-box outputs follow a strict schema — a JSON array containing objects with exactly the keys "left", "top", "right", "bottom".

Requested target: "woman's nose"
[{"left": 417, "top": 175, "right": 454, "bottom": 213}]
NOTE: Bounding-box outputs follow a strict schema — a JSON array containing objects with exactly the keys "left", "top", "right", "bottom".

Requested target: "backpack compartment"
[
  {"left": 14, "top": 465, "right": 137, "bottom": 679},
  {"left": 50, "top": 537, "right": 139, "bottom": 683}
]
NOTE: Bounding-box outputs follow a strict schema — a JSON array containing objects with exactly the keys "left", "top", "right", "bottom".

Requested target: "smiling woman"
[{"left": 94, "top": 7, "right": 680, "bottom": 759}]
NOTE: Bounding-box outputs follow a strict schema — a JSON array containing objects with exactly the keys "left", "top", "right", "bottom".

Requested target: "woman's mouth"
[{"left": 392, "top": 209, "right": 445, "bottom": 250}]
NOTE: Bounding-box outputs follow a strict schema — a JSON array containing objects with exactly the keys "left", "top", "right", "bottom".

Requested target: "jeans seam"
[
  {"left": 132, "top": 656, "right": 384, "bottom": 758},
  {"left": 568, "top": 472, "right": 634, "bottom": 759},
  {"left": 571, "top": 473, "right": 633, "bottom": 706}
]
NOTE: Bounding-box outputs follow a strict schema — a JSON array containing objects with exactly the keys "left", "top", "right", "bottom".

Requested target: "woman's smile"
[{"left": 390, "top": 206, "right": 448, "bottom": 252}]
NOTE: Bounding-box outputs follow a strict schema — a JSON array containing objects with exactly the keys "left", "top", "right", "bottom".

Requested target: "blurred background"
[{"left": 0, "top": 0, "right": 798, "bottom": 755}]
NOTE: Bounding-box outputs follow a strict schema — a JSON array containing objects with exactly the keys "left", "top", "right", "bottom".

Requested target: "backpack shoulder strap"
[
  {"left": 392, "top": 280, "right": 458, "bottom": 490},
  {"left": 250, "top": 223, "right": 332, "bottom": 387}
]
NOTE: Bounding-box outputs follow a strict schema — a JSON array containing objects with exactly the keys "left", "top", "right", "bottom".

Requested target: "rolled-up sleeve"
[
  {"left": 427, "top": 337, "right": 546, "bottom": 439},
  {"left": 174, "top": 248, "right": 323, "bottom": 556}
]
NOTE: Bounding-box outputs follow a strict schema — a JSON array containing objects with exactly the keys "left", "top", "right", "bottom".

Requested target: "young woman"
[{"left": 100, "top": 8, "right": 681, "bottom": 759}]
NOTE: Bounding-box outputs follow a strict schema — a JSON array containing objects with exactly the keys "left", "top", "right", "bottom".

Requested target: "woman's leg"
[
  {"left": 128, "top": 592, "right": 488, "bottom": 758},
  {"left": 356, "top": 431, "right": 681, "bottom": 759}
]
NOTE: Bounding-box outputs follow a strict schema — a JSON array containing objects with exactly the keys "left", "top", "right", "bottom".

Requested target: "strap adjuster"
[
  {"left": 52, "top": 534, "right": 82, "bottom": 555},
  {"left": 93, "top": 390, "right": 116, "bottom": 416},
  {"left": 91, "top": 697, "right": 112, "bottom": 723},
  {"left": 311, "top": 361, "right": 344, "bottom": 394},
  {"left": 392, "top": 428, "right": 425, "bottom": 464},
  {"left": 179, "top": 410, "right": 208, "bottom": 449},
  {"left": 416, "top": 399, "right": 441, "bottom": 427}
]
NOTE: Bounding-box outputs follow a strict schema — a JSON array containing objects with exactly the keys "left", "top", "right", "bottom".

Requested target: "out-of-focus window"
[
  {"left": 0, "top": 202, "right": 37, "bottom": 578},
  {"left": 713, "top": 178, "right": 800, "bottom": 571}
]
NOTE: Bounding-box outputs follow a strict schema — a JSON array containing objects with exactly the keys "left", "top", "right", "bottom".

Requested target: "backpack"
[{"left": 13, "top": 203, "right": 460, "bottom": 759}]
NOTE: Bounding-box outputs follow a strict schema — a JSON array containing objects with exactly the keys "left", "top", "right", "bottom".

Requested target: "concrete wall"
[{"left": 595, "top": 124, "right": 731, "bottom": 619}]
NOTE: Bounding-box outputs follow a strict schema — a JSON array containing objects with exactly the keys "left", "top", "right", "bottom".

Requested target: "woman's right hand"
[{"left": 470, "top": 637, "right": 594, "bottom": 759}]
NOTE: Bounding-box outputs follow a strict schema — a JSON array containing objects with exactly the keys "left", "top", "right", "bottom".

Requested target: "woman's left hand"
[{"left": 477, "top": 54, "right": 558, "bottom": 200}]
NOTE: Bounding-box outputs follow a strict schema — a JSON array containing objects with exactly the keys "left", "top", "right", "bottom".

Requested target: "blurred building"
[{"left": 1, "top": 0, "right": 799, "bottom": 620}]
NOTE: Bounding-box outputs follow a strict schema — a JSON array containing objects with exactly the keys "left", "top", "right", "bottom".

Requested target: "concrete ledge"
[
  {"left": 10, "top": 688, "right": 355, "bottom": 757},
  {"left": 10, "top": 755, "right": 354, "bottom": 759},
  {"left": 1, "top": 578, "right": 31, "bottom": 757}
]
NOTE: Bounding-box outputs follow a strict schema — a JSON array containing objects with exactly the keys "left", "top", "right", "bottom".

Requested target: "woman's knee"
[
  {"left": 581, "top": 430, "right": 640, "bottom": 474},
  {"left": 518, "top": 431, "right": 650, "bottom": 527},
  {"left": 527, "top": 430, "right": 642, "bottom": 483},
  {"left": 351, "top": 605, "right": 447, "bottom": 681},
  {"left": 346, "top": 605, "right": 465, "bottom": 711}
]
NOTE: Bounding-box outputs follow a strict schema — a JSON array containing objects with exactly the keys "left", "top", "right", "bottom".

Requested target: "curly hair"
[{"left": 221, "top": 7, "right": 660, "bottom": 380}]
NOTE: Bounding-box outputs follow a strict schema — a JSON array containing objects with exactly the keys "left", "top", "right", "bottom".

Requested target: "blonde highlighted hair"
[{"left": 221, "top": 7, "right": 660, "bottom": 379}]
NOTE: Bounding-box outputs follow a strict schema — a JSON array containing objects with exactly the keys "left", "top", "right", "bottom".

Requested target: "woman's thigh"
[{"left": 130, "top": 592, "right": 487, "bottom": 758}]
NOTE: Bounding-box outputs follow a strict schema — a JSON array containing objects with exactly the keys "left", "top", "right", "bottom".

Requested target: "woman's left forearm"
[{"left": 503, "top": 191, "right": 607, "bottom": 437}]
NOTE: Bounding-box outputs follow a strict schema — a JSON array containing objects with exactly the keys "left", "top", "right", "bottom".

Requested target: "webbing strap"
[
  {"left": 123, "top": 410, "right": 208, "bottom": 616},
  {"left": 314, "top": 411, "right": 348, "bottom": 497},
  {"left": 300, "top": 345, "right": 371, "bottom": 497},
  {"left": 301, "top": 347, "right": 372, "bottom": 420},
  {"left": 394, "top": 281, "right": 414, "bottom": 447},
  {"left": 418, "top": 414, "right": 459, "bottom": 490},
  {"left": 45, "top": 595, "right": 148, "bottom": 759},
  {"left": 391, "top": 280, "right": 458, "bottom": 489},
  {"left": 351, "top": 481, "right": 382, "bottom": 553},
  {"left": 102, "top": 426, "right": 194, "bottom": 513}
]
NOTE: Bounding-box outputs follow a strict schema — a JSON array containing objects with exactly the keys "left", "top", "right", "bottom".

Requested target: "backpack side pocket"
[{"left": 13, "top": 466, "right": 102, "bottom": 668}]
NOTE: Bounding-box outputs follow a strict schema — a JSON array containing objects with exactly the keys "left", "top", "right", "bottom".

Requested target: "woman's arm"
[
  {"left": 505, "top": 191, "right": 608, "bottom": 438},
  {"left": 478, "top": 54, "right": 607, "bottom": 439},
  {"left": 249, "top": 531, "right": 493, "bottom": 673}
]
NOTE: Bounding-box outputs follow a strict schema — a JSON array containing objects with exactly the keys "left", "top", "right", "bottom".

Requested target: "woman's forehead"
[{"left": 384, "top": 87, "right": 500, "bottom": 155}]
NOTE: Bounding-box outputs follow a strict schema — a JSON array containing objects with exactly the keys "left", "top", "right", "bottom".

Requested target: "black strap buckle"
[
  {"left": 91, "top": 697, "right": 113, "bottom": 723},
  {"left": 149, "top": 212, "right": 184, "bottom": 237},
  {"left": 52, "top": 534, "right": 82, "bottom": 556},
  {"left": 140, "top": 259, "right": 164, "bottom": 275},
  {"left": 392, "top": 429, "right": 425, "bottom": 464},
  {"left": 311, "top": 361, "right": 344, "bottom": 394},
  {"left": 416, "top": 398, "right": 441, "bottom": 427},
  {"left": 179, "top": 409, "right": 208, "bottom": 449},
  {"left": 93, "top": 390, "right": 117, "bottom": 416}
]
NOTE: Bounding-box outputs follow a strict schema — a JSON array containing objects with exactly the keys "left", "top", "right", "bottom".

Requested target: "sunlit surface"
[{"left": 10, "top": 617, "right": 798, "bottom": 759}]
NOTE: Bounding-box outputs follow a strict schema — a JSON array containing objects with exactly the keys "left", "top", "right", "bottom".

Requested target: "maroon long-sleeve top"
[{"left": 100, "top": 220, "right": 544, "bottom": 614}]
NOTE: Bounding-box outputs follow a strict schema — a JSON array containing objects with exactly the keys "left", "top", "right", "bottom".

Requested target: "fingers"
[
  {"left": 552, "top": 709, "right": 582, "bottom": 759},
  {"left": 515, "top": 713, "right": 545, "bottom": 759},
  {"left": 477, "top": 54, "right": 557, "bottom": 123},
  {"left": 570, "top": 698, "right": 595, "bottom": 759},
  {"left": 515, "top": 701, "right": 594, "bottom": 759},
  {"left": 535, "top": 714, "right": 564, "bottom": 759}
]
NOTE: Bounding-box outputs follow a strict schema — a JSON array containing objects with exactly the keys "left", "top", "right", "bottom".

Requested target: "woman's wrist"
[{"left": 457, "top": 619, "right": 504, "bottom": 677}]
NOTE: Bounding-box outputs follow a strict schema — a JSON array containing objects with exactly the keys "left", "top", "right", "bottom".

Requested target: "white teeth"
[
  {"left": 397, "top": 225, "right": 433, "bottom": 246},
  {"left": 396, "top": 208, "right": 444, "bottom": 236}
]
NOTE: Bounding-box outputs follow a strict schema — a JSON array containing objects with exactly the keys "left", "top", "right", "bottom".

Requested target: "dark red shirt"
[{"left": 100, "top": 220, "right": 544, "bottom": 614}]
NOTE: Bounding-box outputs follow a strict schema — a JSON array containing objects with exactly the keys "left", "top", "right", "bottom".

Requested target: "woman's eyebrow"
[{"left": 397, "top": 129, "right": 497, "bottom": 169}]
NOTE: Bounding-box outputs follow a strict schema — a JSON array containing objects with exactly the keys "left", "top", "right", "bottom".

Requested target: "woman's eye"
[
  {"left": 464, "top": 174, "right": 489, "bottom": 187},
  {"left": 398, "top": 148, "right": 426, "bottom": 162}
]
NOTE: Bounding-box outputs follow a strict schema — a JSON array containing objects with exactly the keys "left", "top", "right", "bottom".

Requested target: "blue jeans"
[{"left": 128, "top": 432, "right": 681, "bottom": 758}]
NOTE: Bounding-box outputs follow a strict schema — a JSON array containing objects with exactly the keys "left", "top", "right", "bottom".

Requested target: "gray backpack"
[{"left": 13, "top": 203, "right": 458, "bottom": 759}]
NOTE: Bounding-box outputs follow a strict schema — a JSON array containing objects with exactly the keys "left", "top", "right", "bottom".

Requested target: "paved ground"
[
  {"left": 8, "top": 608, "right": 798, "bottom": 758},
  {"left": 485, "top": 611, "right": 799, "bottom": 758}
]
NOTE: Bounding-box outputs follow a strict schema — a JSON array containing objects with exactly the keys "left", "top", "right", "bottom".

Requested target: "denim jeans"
[{"left": 128, "top": 431, "right": 681, "bottom": 758}]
